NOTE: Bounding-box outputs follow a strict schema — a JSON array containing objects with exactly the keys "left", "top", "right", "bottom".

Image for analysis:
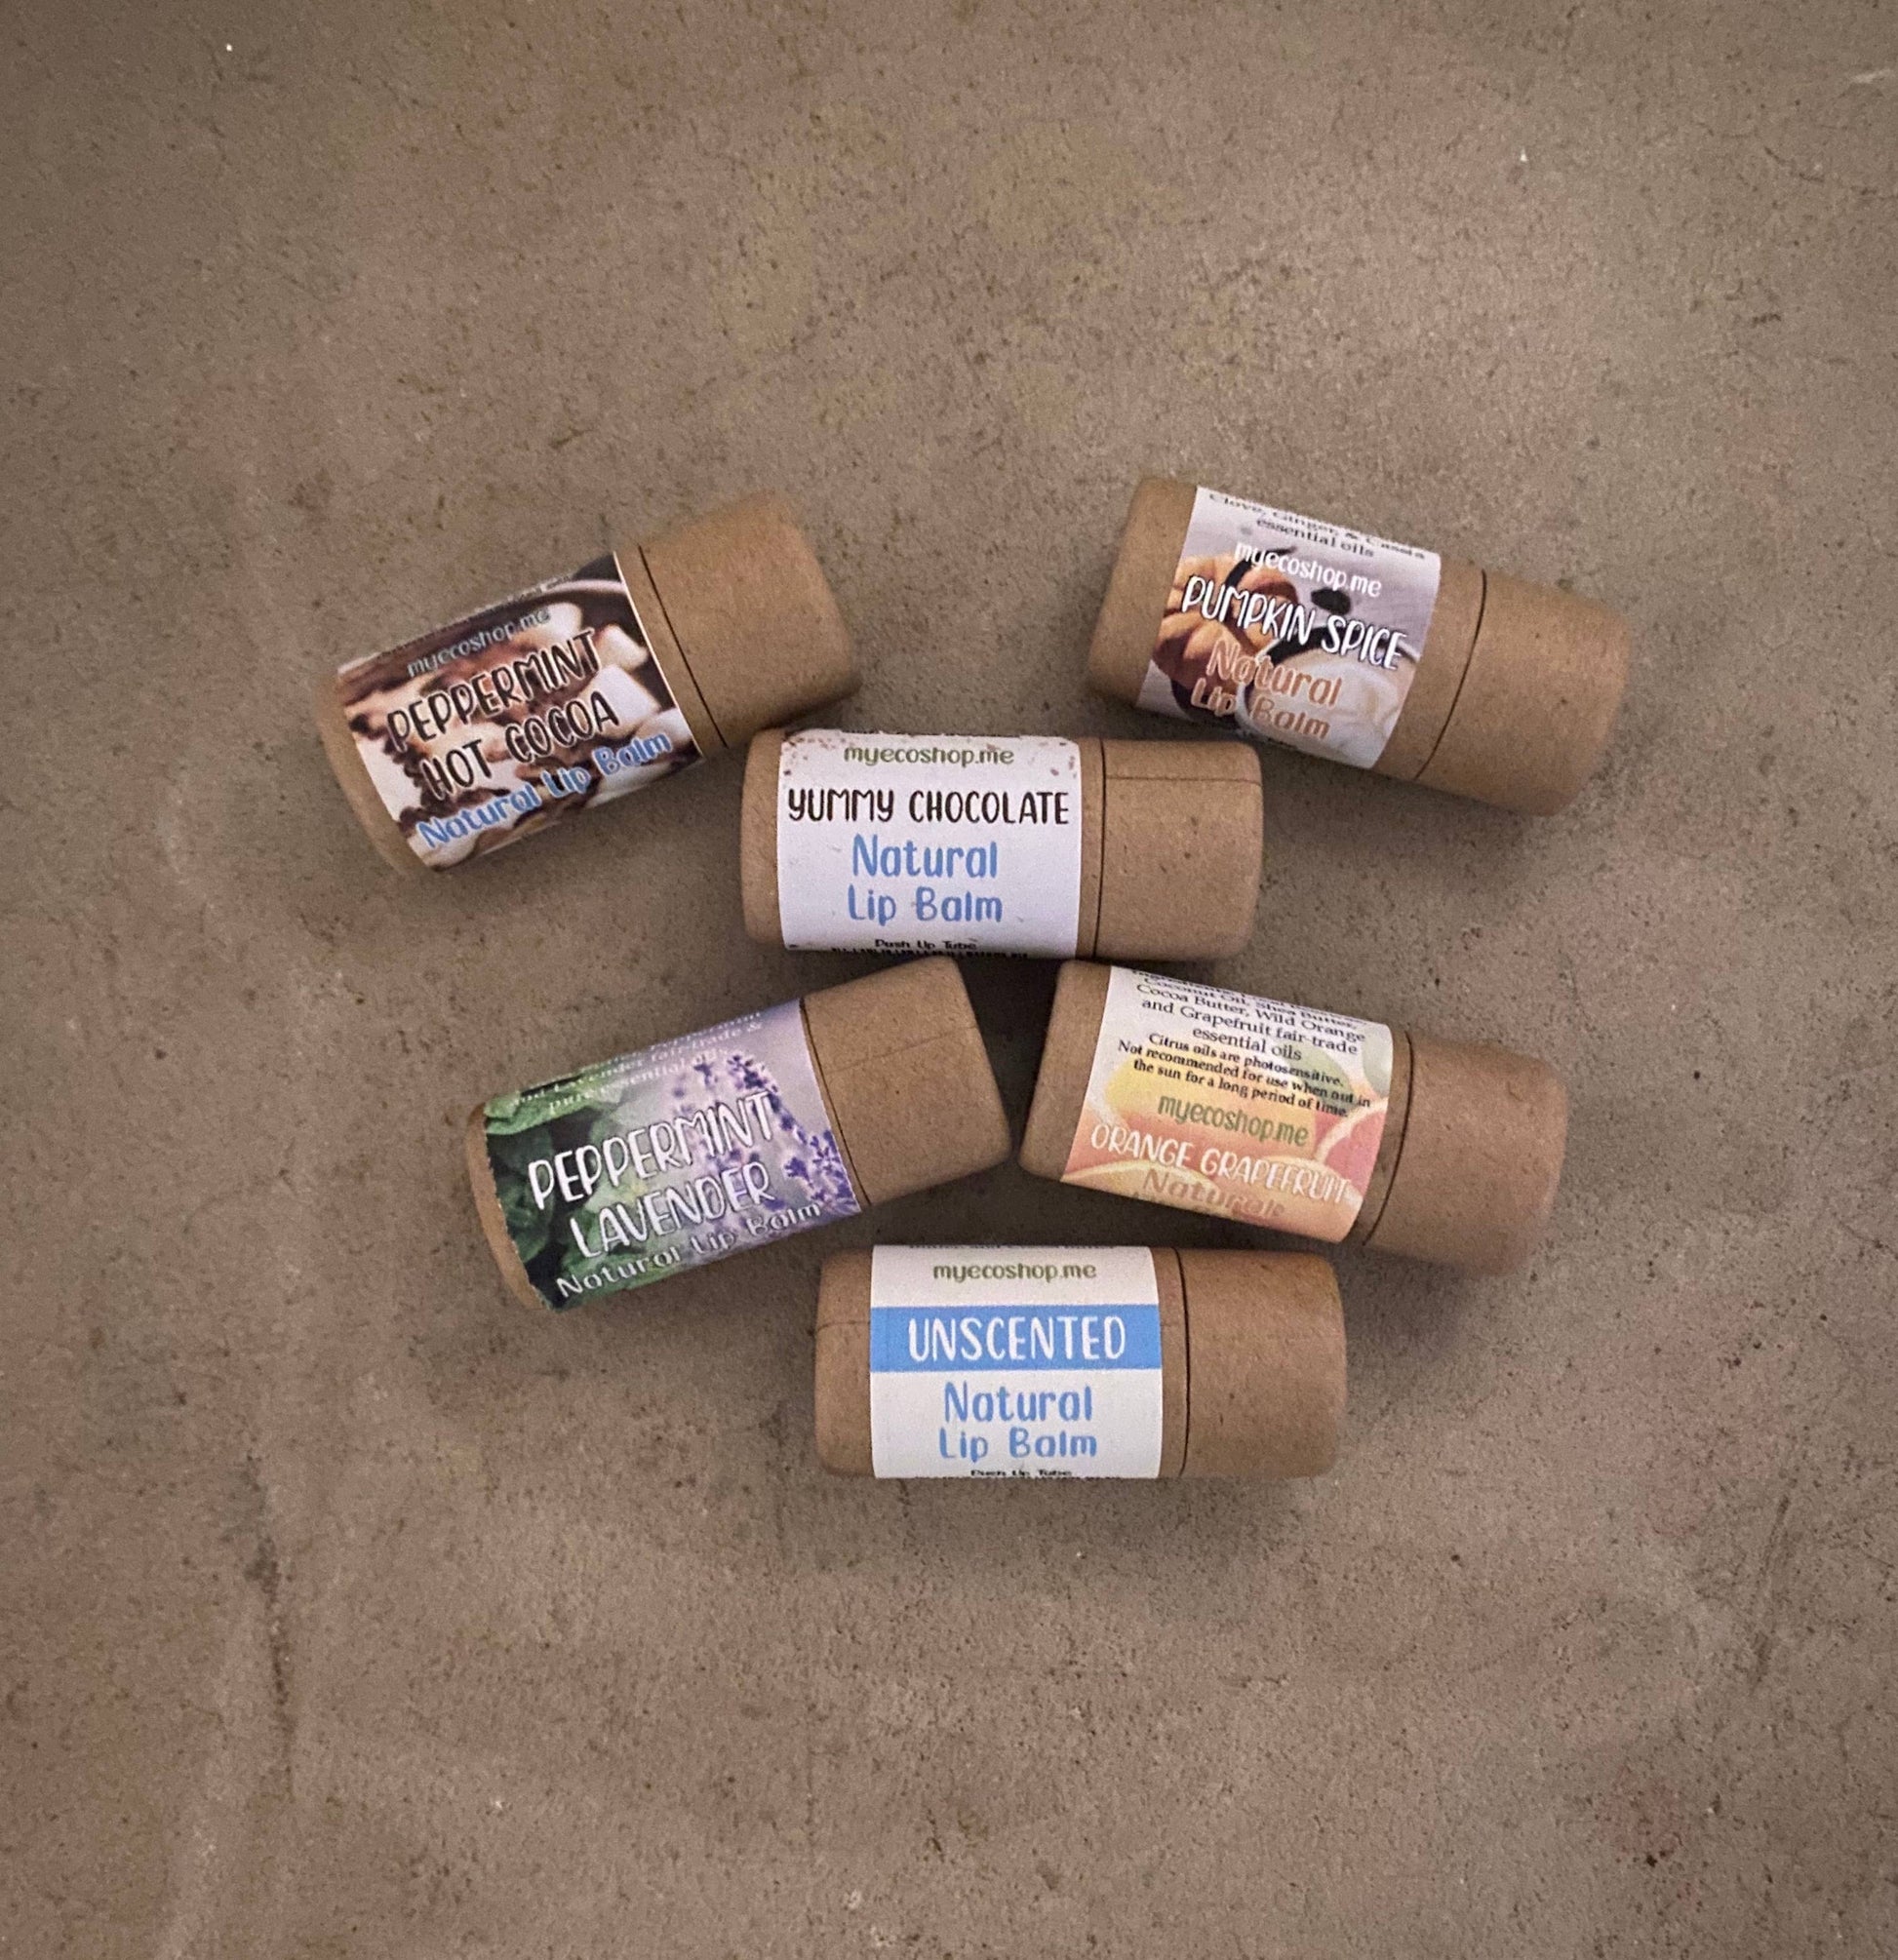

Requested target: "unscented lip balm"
[
  {"left": 815, "top": 1244, "right": 1344, "bottom": 1479},
  {"left": 1021, "top": 962, "right": 1566, "bottom": 1274},
  {"left": 315, "top": 492, "right": 855, "bottom": 873},
  {"left": 1089, "top": 477, "right": 1631, "bottom": 814},
  {"left": 466, "top": 958, "right": 1008, "bottom": 1310},
  {"left": 741, "top": 729, "right": 1262, "bottom": 960}
]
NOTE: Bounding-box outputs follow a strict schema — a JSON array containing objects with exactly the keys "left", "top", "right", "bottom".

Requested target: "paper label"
[
  {"left": 478, "top": 1000, "right": 859, "bottom": 1308},
  {"left": 867, "top": 1246, "right": 1165, "bottom": 1478},
  {"left": 1062, "top": 967, "right": 1391, "bottom": 1243},
  {"left": 774, "top": 731, "right": 1084, "bottom": 957},
  {"left": 1136, "top": 487, "right": 1442, "bottom": 768},
  {"left": 334, "top": 554, "right": 702, "bottom": 868}
]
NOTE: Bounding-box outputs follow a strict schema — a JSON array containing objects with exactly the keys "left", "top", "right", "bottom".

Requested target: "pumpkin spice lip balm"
[
  {"left": 741, "top": 729, "right": 1262, "bottom": 960},
  {"left": 814, "top": 1244, "right": 1344, "bottom": 1479},
  {"left": 314, "top": 491, "right": 855, "bottom": 874},
  {"left": 1021, "top": 962, "right": 1566, "bottom": 1275},
  {"left": 466, "top": 957, "right": 1009, "bottom": 1311},
  {"left": 1089, "top": 477, "right": 1631, "bottom": 815}
]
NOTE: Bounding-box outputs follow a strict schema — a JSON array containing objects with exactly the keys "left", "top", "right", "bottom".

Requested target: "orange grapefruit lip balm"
[
  {"left": 814, "top": 1245, "right": 1344, "bottom": 1479},
  {"left": 314, "top": 491, "right": 855, "bottom": 873},
  {"left": 1089, "top": 477, "right": 1630, "bottom": 815},
  {"left": 1020, "top": 961, "right": 1567, "bottom": 1275},
  {"left": 466, "top": 958, "right": 1008, "bottom": 1311},
  {"left": 741, "top": 729, "right": 1262, "bottom": 960}
]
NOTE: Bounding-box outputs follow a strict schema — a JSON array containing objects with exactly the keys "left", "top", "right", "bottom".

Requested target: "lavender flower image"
[{"left": 482, "top": 1000, "right": 859, "bottom": 1306}]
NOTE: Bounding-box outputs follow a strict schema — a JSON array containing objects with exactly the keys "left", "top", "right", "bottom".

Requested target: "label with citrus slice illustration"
[
  {"left": 1135, "top": 487, "right": 1441, "bottom": 768},
  {"left": 1061, "top": 966, "right": 1392, "bottom": 1242}
]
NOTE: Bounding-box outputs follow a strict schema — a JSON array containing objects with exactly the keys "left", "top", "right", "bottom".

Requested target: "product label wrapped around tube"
[
  {"left": 335, "top": 555, "right": 703, "bottom": 868},
  {"left": 1063, "top": 968, "right": 1391, "bottom": 1242},
  {"left": 775, "top": 731, "right": 1084, "bottom": 956},
  {"left": 479, "top": 1000, "right": 859, "bottom": 1307},
  {"left": 868, "top": 1246, "right": 1164, "bottom": 1477},
  {"left": 1139, "top": 488, "right": 1441, "bottom": 768}
]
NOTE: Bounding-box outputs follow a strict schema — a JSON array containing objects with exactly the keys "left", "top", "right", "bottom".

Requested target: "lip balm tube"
[
  {"left": 741, "top": 729, "right": 1262, "bottom": 960},
  {"left": 814, "top": 1244, "right": 1344, "bottom": 1479},
  {"left": 315, "top": 492, "right": 856, "bottom": 873},
  {"left": 466, "top": 958, "right": 1008, "bottom": 1311},
  {"left": 1020, "top": 962, "right": 1566, "bottom": 1275},
  {"left": 1088, "top": 477, "right": 1631, "bottom": 815}
]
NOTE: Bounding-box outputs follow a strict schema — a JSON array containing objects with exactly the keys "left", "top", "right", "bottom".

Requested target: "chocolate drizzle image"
[{"left": 325, "top": 554, "right": 700, "bottom": 870}]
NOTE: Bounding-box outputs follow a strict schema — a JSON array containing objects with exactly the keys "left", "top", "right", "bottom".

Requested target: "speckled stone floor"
[{"left": 5, "top": 3, "right": 1894, "bottom": 1952}]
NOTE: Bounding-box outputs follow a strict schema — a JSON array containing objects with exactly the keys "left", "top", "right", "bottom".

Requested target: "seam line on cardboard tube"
[
  {"left": 637, "top": 544, "right": 731, "bottom": 750},
  {"left": 1356, "top": 1027, "right": 1416, "bottom": 1245},
  {"left": 799, "top": 1000, "right": 867, "bottom": 1203},
  {"left": 1409, "top": 568, "right": 1487, "bottom": 785},
  {"left": 1084, "top": 738, "right": 1106, "bottom": 959}
]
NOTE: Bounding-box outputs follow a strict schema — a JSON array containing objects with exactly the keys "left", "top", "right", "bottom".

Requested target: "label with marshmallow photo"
[{"left": 333, "top": 554, "right": 702, "bottom": 868}]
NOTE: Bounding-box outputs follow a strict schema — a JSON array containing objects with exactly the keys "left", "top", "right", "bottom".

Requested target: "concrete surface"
[{"left": 4, "top": 2, "right": 1894, "bottom": 1953}]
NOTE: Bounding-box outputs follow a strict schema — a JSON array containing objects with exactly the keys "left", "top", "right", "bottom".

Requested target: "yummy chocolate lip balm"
[
  {"left": 1020, "top": 962, "right": 1566, "bottom": 1275},
  {"left": 815, "top": 1244, "right": 1344, "bottom": 1479},
  {"left": 466, "top": 958, "right": 1008, "bottom": 1311},
  {"left": 1089, "top": 477, "right": 1631, "bottom": 815},
  {"left": 741, "top": 729, "right": 1262, "bottom": 960},
  {"left": 314, "top": 491, "right": 855, "bottom": 873}
]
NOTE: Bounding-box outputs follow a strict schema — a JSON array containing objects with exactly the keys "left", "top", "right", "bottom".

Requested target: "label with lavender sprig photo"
[
  {"left": 478, "top": 1000, "right": 860, "bottom": 1307},
  {"left": 1137, "top": 488, "right": 1442, "bottom": 768}
]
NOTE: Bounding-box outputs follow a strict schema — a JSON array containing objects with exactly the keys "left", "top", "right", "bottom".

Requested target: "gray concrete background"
[{"left": 4, "top": 2, "right": 1894, "bottom": 1953}]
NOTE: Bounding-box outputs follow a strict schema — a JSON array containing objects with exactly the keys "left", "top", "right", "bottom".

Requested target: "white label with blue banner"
[{"left": 867, "top": 1245, "right": 1165, "bottom": 1478}]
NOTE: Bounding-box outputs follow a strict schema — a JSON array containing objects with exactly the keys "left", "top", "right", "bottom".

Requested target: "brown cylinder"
[
  {"left": 813, "top": 1245, "right": 1343, "bottom": 1478},
  {"left": 466, "top": 957, "right": 1009, "bottom": 1311},
  {"left": 741, "top": 728, "right": 1261, "bottom": 960},
  {"left": 315, "top": 491, "right": 856, "bottom": 873},
  {"left": 1087, "top": 475, "right": 1629, "bottom": 816},
  {"left": 1020, "top": 961, "right": 1566, "bottom": 1275}
]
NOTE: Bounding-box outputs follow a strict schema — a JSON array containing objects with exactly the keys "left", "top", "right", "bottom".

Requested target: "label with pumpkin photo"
[{"left": 1136, "top": 487, "right": 1441, "bottom": 768}]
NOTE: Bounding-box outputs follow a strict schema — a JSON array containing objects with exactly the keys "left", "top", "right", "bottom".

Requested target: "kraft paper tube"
[
  {"left": 740, "top": 729, "right": 1261, "bottom": 960},
  {"left": 1020, "top": 961, "right": 1565, "bottom": 1275},
  {"left": 316, "top": 490, "right": 855, "bottom": 874},
  {"left": 813, "top": 1246, "right": 1344, "bottom": 1479},
  {"left": 1087, "top": 475, "right": 1629, "bottom": 815},
  {"left": 466, "top": 957, "right": 1009, "bottom": 1311},
  {"left": 800, "top": 959, "right": 1013, "bottom": 1207}
]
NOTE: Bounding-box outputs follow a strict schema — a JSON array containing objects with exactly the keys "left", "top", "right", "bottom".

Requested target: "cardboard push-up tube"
[
  {"left": 466, "top": 957, "right": 1009, "bottom": 1312},
  {"left": 1087, "top": 476, "right": 1630, "bottom": 815},
  {"left": 1020, "top": 961, "right": 1566, "bottom": 1275},
  {"left": 742, "top": 729, "right": 1261, "bottom": 960},
  {"left": 315, "top": 491, "right": 856, "bottom": 874},
  {"left": 814, "top": 1245, "right": 1344, "bottom": 1478}
]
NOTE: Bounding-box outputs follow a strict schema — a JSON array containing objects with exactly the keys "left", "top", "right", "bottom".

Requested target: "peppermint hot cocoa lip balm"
[
  {"left": 315, "top": 491, "right": 856, "bottom": 874},
  {"left": 1089, "top": 477, "right": 1631, "bottom": 814},
  {"left": 741, "top": 729, "right": 1262, "bottom": 960},
  {"left": 814, "top": 1244, "right": 1344, "bottom": 1479},
  {"left": 1021, "top": 962, "right": 1566, "bottom": 1274},
  {"left": 466, "top": 957, "right": 1008, "bottom": 1311}
]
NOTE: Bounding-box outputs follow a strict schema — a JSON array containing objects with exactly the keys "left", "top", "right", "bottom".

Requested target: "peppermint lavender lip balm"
[{"left": 465, "top": 959, "right": 1008, "bottom": 1310}]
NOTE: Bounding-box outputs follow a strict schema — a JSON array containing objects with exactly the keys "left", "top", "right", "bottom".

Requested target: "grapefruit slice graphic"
[{"left": 1313, "top": 1100, "right": 1386, "bottom": 1198}]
